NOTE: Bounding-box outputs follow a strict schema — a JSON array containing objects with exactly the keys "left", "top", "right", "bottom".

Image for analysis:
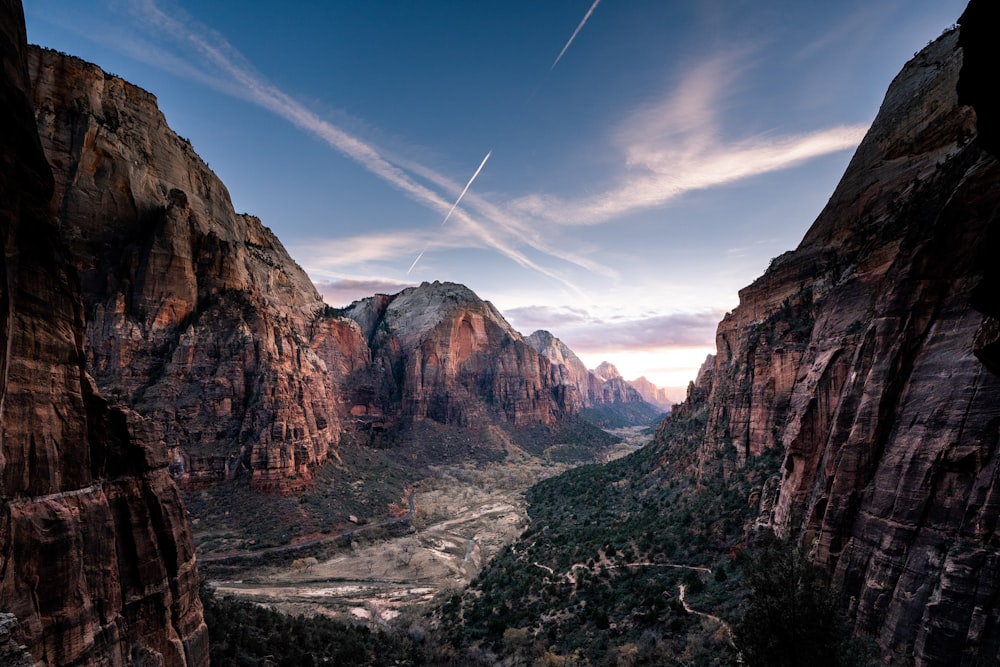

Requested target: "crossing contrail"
[
  {"left": 551, "top": 0, "right": 602, "bottom": 70},
  {"left": 407, "top": 150, "right": 492, "bottom": 274}
]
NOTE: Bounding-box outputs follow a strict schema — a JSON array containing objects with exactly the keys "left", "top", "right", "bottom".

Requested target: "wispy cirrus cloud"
[
  {"left": 117, "top": 0, "right": 600, "bottom": 293},
  {"left": 503, "top": 305, "right": 723, "bottom": 352},
  {"left": 125, "top": 0, "right": 454, "bottom": 216},
  {"left": 295, "top": 230, "right": 470, "bottom": 271},
  {"left": 93, "top": 2, "right": 864, "bottom": 296},
  {"left": 512, "top": 52, "right": 868, "bottom": 226}
]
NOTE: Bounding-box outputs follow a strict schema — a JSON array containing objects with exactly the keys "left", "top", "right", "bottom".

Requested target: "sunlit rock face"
[
  {"left": 0, "top": 1, "right": 207, "bottom": 663},
  {"left": 525, "top": 331, "right": 650, "bottom": 408},
  {"left": 628, "top": 376, "right": 673, "bottom": 409},
  {"left": 26, "top": 44, "right": 602, "bottom": 486},
  {"left": 26, "top": 45, "right": 373, "bottom": 492},
  {"left": 346, "top": 282, "right": 576, "bottom": 429},
  {"left": 668, "top": 26, "right": 1000, "bottom": 663}
]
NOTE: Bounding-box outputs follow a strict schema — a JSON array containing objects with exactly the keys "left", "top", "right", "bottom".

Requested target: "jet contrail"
[
  {"left": 408, "top": 150, "right": 492, "bottom": 274},
  {"left": 126, "top": 1, "right": 599, "bottom": 294},
  {"left": 440, "top": 150, "right": 492, "bottom": 227},
  {"left": 406, "top": 250, "right": 425, "bottom": 275},
  {"left": 551, "top": 0, "right": 602, "bottom": 70}
]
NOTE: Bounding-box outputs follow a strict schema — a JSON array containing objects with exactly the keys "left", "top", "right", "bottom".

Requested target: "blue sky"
[{"left": 25, "top": 0, "right": 966, "bottom": 397}]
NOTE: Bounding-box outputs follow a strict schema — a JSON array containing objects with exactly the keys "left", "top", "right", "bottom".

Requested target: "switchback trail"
[{"left": 678, "top": 583, "right": 738, "bottom": 651}]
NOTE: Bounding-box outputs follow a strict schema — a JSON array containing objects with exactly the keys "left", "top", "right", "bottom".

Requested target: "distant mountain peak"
[{"left": 592, "top": 361, "right": 622, "bottom": 381}]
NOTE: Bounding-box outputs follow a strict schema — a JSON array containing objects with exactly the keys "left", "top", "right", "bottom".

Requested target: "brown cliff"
[
  {"left": 344, "top": 283, "right": 593, "bottom": 460},
  {"left": 26, "top": 46, "right": 611, "bottom": 492},
  {"left": 666, "top": 25, "right": 1000, "bottom": 664},
  {"left": 590, "top": 360, "right": 648, "bottom": 406},
  {"left": 0, "top": 1, "right": 207, "bottom": 663},
  {"left": 27, "top": 45, "right": 373, "bottom": 492},
  {"left": 524, "top": 330, "right": 594, "bottom": 410},
  {"left": 628, "top": 375, "right": 673, "bottom": 410},
  {"left": 525, "top": 330, "right": 662, "bottom": 422}
]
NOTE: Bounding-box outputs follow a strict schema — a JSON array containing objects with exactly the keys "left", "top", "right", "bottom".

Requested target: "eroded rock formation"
[
  {"left": 25, "top": 45, "right": 610, "bottom": 489},
  {"left": 525, "top": 330, "right": 655, "bottom": 410},
  {"left": 0, "top": 1, "right": 207, "bottom": 663},
  {"left": 627, "top": 376, "right": 673, "bottom": 410},
  {"left": 27, "top": 45, "right": 374, "bottom": 492},
  {"left": 667, "top": 25, "right": 1000, "bottom": 664},
  {"left": 346, "top": 283, "right": 575, "bottom": 430}
]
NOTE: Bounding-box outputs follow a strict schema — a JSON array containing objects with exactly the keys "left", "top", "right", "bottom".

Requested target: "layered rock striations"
[
  {"left": 26, "top": 46, "right": 611, "bottom": 488},
  {"left": 28, "top": 45, "right": 372, "bottom": 492},
  {"left": 526, "top": 331, "right": 663, "bottom": 427},
  {"left": 525, "top": 330, "right": 594, "bottom": 410},
  {"left": 590, "top": 360, "right": 647, "bottom": 405},
  {"left": 628, "top": 375, "right": 673, "bottom": 410},
  {"left": 345, "top": 283, "right": 576, "bottom": 432},
  {"left": 525, "top": 331, "right": 655, "bottom": 409},
  {"left": 1, "top": 1, "right": 207, "bottom": 663},
  {"left": 666, "top": 26, "right": 1000, "bottom": 663}
]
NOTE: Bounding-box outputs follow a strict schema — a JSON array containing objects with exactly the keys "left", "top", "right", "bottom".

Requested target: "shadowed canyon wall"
[
  {"left": 665, "top": 22, "right": 1000, "bottom": 664},
  {"left": 28, "top": 45, "right": 365, "bottom": 492},
  {"left": 0, "top": 1, "right": 208, "bottom": 664}
]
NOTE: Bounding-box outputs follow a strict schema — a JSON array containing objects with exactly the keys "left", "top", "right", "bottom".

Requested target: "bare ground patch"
[{"left": 207, "top": 427, "right": 651, "bottom": 626}]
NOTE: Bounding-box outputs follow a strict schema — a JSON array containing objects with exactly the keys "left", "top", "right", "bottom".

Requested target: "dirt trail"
[{"left": 679, "top": 583, "right": 739, "bottom": 654}]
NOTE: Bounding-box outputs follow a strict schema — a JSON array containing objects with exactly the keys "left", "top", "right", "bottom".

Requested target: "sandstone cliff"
[
  {"left": 525, "top": 330, "right": 660, "bottom": 416},
  {"left": 343, "top": 283, "right": 588, "bottom": 458},
  {"left": 26, "top": 47, "right": 615, "bottom": 490},
  {"left": 590, "top": 361, "right": 648, "bottom": 406},
  {"left": 627, "top": 376, "right": 673, "bottom": 410},
  {"left": 0, "top": 1, "right": 207, "bottom": 663},
  {"left": 28, "top": 45, "right": 374, "bottom": 492},
  {"left": 664, "top": 25, "right": 1000, "bottom": 664}
]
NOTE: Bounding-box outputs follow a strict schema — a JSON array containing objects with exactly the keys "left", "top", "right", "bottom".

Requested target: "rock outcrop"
[
  {"left": 664, "top": 24, "right": 1000, "bottom": 664},
  {"left": 28, "top": 45, "right": 373, "bottom": 492},
  {"left": 1, "top": 1, "right": 208, "bottom": 663},
  {"left": 25, "top": 46, "right": 614, "bottom": 489},
  {"left": 346, "top": 283, "right": 575, "bottom": 431},
  {"left": 526, "top": 331, "right": 663, "bottom": 426},
  {"left": 526, "top": 331, "right": 655, "bottom": 408},
  {"left": 590, "top": 361, "right": 647, "bottom": 405},
  {"left": 628, "top": 376, "right": 673, "bottom": 410}
]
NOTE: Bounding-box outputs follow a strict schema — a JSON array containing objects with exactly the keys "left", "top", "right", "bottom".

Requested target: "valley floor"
[{"left": 202, "top": 428, "right": 648, "bottom": 626}]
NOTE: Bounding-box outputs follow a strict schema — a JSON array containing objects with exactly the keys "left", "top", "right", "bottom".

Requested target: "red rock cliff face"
[
  {"left": 674, "top": 28, "right": 1000, "bottom": 663},
  {"left": 27, "top": 46, "right": 371, "bottom": 492},
  {"left": 525, "top": 330, "right": 650, "bottom": 409},
  {"left": 346, "top": 282, "right": 575, "bottom": 430},
  {"left": 0, "top": 1, "right": 207, "bottom": 664},
  {"left": 26, "top": 46, "right": 584, "bottom": 490}
]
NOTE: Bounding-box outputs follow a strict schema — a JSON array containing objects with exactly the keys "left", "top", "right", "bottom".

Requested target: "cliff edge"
[
  {"left": 664, "top": 23, "right": 1000, "bottom": 664},
  {"left": 0, "top": 1, "right": 208, "bottom": 664}
]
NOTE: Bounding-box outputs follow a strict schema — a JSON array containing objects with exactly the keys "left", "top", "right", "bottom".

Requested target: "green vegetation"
[
  {"left": 436, "top": 406, "right": 783, "bottom": 665},
  {"left": 580, "top": 402, "right": 665, "bottom": 429},
  {"left": 197, "top": 403, "right": 877, "bottom": 665},
  {"left": 185, "top": 440, "right": 418, "bottom": 561},
  {"left": 195, "top": 382, "right": 874, "bottom": 665},
  {"left": 314, "top": 303, "right": 347, "bottom": 319},
  {"left": 734, "top": 532, "right": 876, "bottom": 666},
  {"left": 201, "top": 584, "right": 420, "bottom": 666}
]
